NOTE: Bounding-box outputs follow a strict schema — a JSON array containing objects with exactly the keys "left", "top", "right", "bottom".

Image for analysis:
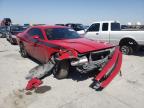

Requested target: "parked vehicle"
[
  {"left": 0, "top": 18, "right": 12, "bottom": 26},
  {"left": 55, "top": 24, "right": 65, "bottom": 26},
  {"left": 0, "top": 32, "right": 2, "bottom": 38},
  {"left": 65, "top": 23, "right": 85, "bottom": 35},
  {"left": 0, "top": 26, "right": 8, "bottom": 38},
  {"left": 17, "top": 25, "right": 122, "bottom": 90},
  {"left": 24, "top": 24, "right": 31, "bottom": 28},
  {"left": 85, "top": 21, "right": 144, "bottom": 55},
  {"left": 7, "top": 25, "right": 28, "bottom": 44}
]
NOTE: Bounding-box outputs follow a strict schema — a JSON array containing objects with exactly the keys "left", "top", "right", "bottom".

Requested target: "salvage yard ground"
[{"left": 0, "top": 38, "right": 144, "bottom": 108}]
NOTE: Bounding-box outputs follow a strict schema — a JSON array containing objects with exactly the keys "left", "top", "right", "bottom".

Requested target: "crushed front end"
[
  {"left": 70, "top": 46, "right": 122, "bottom": 90},
  {"left": 25, "top": 46, "right": 122, "bottom": 91}
]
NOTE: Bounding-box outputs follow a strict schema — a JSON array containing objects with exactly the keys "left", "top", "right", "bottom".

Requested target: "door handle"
[{"left": 96, "top": 33, "right": 99, "bottom": 35}]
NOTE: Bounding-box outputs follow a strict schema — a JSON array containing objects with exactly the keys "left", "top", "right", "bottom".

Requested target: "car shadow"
[
  {"left": 67, "top": 68, "right": 99, "bottom": 82},
  {"left": 34, "top": 85, "right": 52, "bottom": 94},
  {"left": 133, "top": 49, "right": 144, "bottom": 57},
  {"left": 28, "top": 56, "right": 42, "bottom": 65}
]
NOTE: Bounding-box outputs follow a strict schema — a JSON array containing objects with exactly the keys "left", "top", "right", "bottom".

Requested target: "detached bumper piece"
[
  {"left": 91, "top": 47, "right": 122, "bottom": 90},
  {"left": 26, "top": 78, "right": 43, "bottom": 90}
]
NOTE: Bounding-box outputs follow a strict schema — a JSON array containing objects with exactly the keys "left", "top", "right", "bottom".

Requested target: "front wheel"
[
  {"left": 19, "top": 43, "right": 28, "bottom": 58},
  {"left": 9, "top": 38, "right": 14, "bottom": 45},
  {"left": 120, "top": 45, "right": 133, "bottom": 55},
  {"left": 53, "top": 60, "right": 69, "bottom": 79}
]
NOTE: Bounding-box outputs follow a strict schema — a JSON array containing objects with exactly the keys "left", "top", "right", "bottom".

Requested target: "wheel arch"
[
  {"left": 119, "top": 37, "right": 139, "bottom": 54},
  {"left": 119, "top": 37, "right": 138, "bottom": 47}
]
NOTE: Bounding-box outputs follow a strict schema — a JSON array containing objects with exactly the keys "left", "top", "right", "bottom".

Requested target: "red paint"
[
  {"left": 49, "top": 38, "right": 113, "bottom": 54},
  {"left": 58, "top": 49, "right": 78, "bottom": 60}
]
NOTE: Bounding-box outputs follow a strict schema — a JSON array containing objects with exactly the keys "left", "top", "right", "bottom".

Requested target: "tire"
[
  {"left": 19, "top": 43, "right": 28, "bottom": 58},
  {"left": 9, "top": 38, "right": 14, "bottom": 45},
  {"left": 0, "top": 33, "right": 6, "bottom": 38},
  {"left": 0, "top": 33, "right": 3, "bottom": 38},
  {"left": 53, "top": 60, "right": 69, "bottom": 79},
  {"left": 2, "top": 34, "right": 6, "bottom": 38},
  {"left": 10, "top": 38, "right": 17, "bottom": 45},
  {"left": 120, "top": 45, "right": 133, "bottom": 55}
]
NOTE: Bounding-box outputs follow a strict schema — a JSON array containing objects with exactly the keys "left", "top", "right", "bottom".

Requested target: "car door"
[
  {"left": 24, "top": 28, "right": 37, "bottom": 56},
  {"left": 85, "top": 23, "right": 100, "bottom": 40},
  {"left": 100, "top": 23, "right": 110, "bottom": 43},
  {"left": 31, "top": 28, "right": 47, "bottom": 63}
]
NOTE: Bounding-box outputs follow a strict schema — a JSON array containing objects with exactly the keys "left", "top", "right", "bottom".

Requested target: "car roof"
[{"left": 31, "top": 25, "right": 68, "bottom": 29}]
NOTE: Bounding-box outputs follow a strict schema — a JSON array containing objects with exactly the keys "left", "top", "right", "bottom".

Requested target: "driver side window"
[{"left": 27, "top": 28, "right": 44, "bottom": 40}]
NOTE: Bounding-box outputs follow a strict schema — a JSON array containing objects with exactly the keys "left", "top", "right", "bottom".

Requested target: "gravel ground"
[{"left": 0, "top": 38, "right": 144, "bottom": 108}]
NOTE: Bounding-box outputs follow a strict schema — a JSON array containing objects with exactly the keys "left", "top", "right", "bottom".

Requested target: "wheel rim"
[
  {"left": 121, "top": 46, "right": 129, "bottom": 54},
  {"left": 10, "top": 38, "right": 13, "bottom": 44},
  {"left": 21, "top": 49, "right": 25, "bottom": 56}
]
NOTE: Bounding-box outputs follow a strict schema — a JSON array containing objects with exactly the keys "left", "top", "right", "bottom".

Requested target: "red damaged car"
[{"left": 17, "top": 25, "right": 122, "bottom": 90}]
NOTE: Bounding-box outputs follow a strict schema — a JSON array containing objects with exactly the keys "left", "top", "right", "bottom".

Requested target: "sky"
[{"left": 0, "top": 0, "right": 144, "bottom": 25}]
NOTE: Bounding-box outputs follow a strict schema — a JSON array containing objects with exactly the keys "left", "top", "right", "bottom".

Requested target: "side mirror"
[{"left": 32, "top": 35, "right": 40, "bottom": 40}]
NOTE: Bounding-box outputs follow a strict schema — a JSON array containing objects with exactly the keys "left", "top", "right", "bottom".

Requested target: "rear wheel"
[
  {"left": 119, "top": 38, "right": 139, "bottom": 55},
  {"left": 0, "top": 33, "right": 3, "bottom": 38},
  {"left": 19, "top": 43, "right": 28, "bottom": 58},
  {"left": 120, "top": 45, "right": 133, "bottom": 55},
  {"left": 9, "top": 38, "right": 14, "bottom": 45},
  {"left": 53, "top": 60, "right": 69, "bottom": 79},
  {"left": 0, "top": 33, "right": 6, "bottom": 38}
]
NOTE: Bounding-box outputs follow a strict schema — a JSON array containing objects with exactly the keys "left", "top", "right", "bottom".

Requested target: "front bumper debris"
[
  {"left": 26, "top": 78, "right": 43, "bottom": 90},
  {"left": 91, "top": 47, "right": 122, "bottom": 90}
]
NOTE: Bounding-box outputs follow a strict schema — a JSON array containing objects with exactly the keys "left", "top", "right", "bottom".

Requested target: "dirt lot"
[{"left": 0, "top": 38, "right": 144, "bottom": 108}]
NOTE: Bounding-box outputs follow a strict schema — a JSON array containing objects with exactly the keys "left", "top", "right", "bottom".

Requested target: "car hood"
[{"left": 49, "top": 38, "right": 114, "bottom": 53}]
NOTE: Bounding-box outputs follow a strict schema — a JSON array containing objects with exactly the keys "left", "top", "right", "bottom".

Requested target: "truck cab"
[
  {"left": 85, "top": 21, "right": 144, "bottom": 55},
  {"left": 85, "top": 21, "right": 120, "bottom": 44}
]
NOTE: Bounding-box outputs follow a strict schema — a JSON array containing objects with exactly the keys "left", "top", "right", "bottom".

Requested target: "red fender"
[{"left": 58, "top": 49, "right": 78, "bottom": 60}]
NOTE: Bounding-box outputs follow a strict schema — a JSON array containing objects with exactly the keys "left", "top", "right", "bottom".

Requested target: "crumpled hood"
[{"left": 50, "top": 38, "right": 114, "bottom": 53}]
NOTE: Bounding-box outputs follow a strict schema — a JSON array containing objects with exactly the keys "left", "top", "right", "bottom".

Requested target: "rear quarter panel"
[{"left": 109, "top": 31, "right": 144, "bottom": 45}]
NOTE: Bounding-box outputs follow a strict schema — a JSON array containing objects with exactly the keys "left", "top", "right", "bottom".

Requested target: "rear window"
[
  {"left": 102, "top": 23, "right": 108, "bottom": 31},
  {"left": 111, "top": 23, "right": 121, "bottom": 31}
]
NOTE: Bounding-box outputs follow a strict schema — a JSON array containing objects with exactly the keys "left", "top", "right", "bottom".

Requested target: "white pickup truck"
[{"left": 85, "top": 21, "right": 144, "bottom": 54}]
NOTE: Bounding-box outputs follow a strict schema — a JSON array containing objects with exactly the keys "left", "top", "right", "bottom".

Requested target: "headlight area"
[
  {"left": 70, "top": 47, "right": 117, "bottom": 73},
  {"left": 71, "top": 56, "right": 88, "bottom": 66}
]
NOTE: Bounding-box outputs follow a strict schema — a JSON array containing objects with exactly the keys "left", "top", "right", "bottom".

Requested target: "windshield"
[{"left": 45, "top": 28, "right": 81, "bottom": 40}]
